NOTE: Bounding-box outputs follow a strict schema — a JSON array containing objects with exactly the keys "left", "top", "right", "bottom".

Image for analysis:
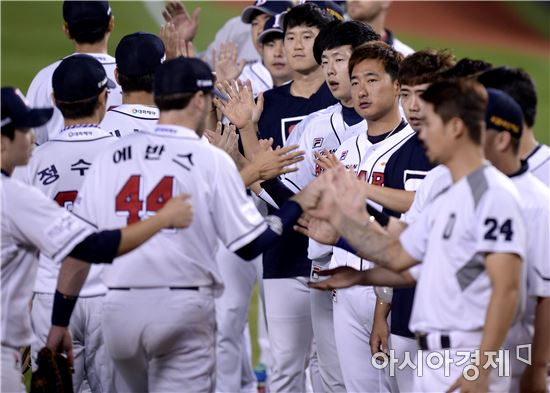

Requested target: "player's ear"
[
  {"left": 497, "top": 131, "right": 512, "bottom": 153},
  {"left": 62, "top": 23, "right": 71, "bottom": 40},
  {"left": 448, "top": 117, "right": 464, "bottom": 140},
  {"left": 392, "top": 79, "right": 400, "bottom": 96},
  {"left": 114, "top": 68, "right": 120, "bottom": 85},
  {"left": 107, "top": 16, "right": 115, "bottom": 34}
]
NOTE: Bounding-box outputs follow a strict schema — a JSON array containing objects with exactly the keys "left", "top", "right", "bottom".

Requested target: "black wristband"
[
  {"left": 366, "top": 204, "right": 390, "bottom": 227},
  {"left": 51, "top": 290, "right": 78, "bottom": 327}
]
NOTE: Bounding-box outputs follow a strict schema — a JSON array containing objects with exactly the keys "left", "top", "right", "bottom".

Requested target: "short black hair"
[
  {"left": 313, "top": 20, "right": 380, "bottom": 65},
  {"left": 155, "top": 92, "right": 197, "bottom": 111},
  {"left": 421, "top": 79, "right": 488, "bottom": 145},
  {"left": 348, "top": 41, "right": 403, "bottom": 81},
  {"left": 66, "top": 17, "right": 111, "bottom": 45},
  {"left": 1, "top": 124, "right": 16, "bottom": 140},
  {"left": 440, "top": 58, "right": 492, "bottom": 80},
  {"left": 283, "top": 3, "right": 335, "bottom": 34},
  {"left": 54, "top": 91, "right": 103, "bottom": 119},
  {"left": 398, "top": 49, "right": 456, "bottom": 86},
  {"left": 478, "top": 66, "right": 537, "bottom": 128},
  {"left": 117, "top": 72, "right": 155, "bottom": 93}
]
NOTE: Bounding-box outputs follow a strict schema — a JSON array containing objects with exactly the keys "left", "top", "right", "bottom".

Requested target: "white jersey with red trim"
[
  {"left": 26, "top": 53, "right": 122, "bottom": 144},
  {"left": 72, "top": 125, "right": 267, "bottom": 296},
  {"left": 13, "top": 125, "right": 115, "bottom": 297},
  {"left": 1, "top": 173, "right": 94, "bottom": 347},
  {"left": 100, "top": 104, "right": 159, "bottom": 138},
  {"left": 330, "top": 123, "right": 416, "bottom": 270}
]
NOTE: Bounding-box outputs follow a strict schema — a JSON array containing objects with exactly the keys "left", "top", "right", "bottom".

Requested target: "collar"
[
  {"left": 508, "top": 160, "right": 529, "bottom": 178},
  {"left": 341, "top": 105, "right": 363, "bottom": 126},
  {"left": 109, "top": 104, "right": 159, "bottom": 119},
  {"left": 53, "top": 124, "right": 111, "bottom": 141},
  {"left": 1, "top": 169, "right": 10, "bottom": 177},
  {"left": 525, "top": 144, "right": 542, "bottom": 160},
  {"left": 367, "top": 118, "right": 408, "bottom": 144},
  {"left": 68, "top": 52, "right": 116, "bottom": 64},
  {"left": 151, "top": 124, "right": 200, "bottom": 139}
]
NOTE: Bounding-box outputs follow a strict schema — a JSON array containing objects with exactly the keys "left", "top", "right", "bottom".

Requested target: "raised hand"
[
  {"left": 294, "top": 214, "right": 339, "bottom": 245},
  {"left": 160, "top": 22, "right": 196, "bottom": 59},
  {"left": 213, "top": 79, "right": 264, "bottom": 129},
  {"left": 252, "top": 140, "right": 305, "bottom": 180},
  {"left": 157, "top": 193, "right": 193, "bottom": 228},
  {"left": 205, "top": 122, "right": 241, "bottom": 163},
  {"left": 307, "top": 266, "right": 364, "bottom": 290},
  {"left": 162, "top": 1, "right": 200, "bottom": 43},
  {"left": 213, "top": 42, "right": 246, "bottom": 83},
  {"left": 314, "top": 149, "right": 342, "bottom": 171}
]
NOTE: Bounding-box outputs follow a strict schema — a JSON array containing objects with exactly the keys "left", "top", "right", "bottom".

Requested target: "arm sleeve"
[
  {"left": 68, "top": 229, "right": 121, "bottom": 263},
  {"left": 212, "top": 153, "right": 268, "bottom": 252},
  {"left": 281, "top": 127, "right": 317, "bottom": 193},
  {"left": 9, "top": 181, "right": 94, "bottom": 263},
  {"left": 399, "top": 203, "right": 432, "bottom": 262},
  {"left": 260, "top": 178, "right": 295, "bottom": 206}
]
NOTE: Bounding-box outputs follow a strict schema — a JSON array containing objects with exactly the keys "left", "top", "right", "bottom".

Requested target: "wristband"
[
  {"left": 51, "top": 290, "right": 78, "bottom": 327},
  {"left": 366, "top": 204, "right": 390, "bottom": 227}
]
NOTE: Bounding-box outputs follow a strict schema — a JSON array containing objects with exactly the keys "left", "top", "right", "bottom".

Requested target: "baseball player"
[
  {"left": 346, "top": 0, "right": 414, "bottom": 56},
  {"left": 478, "top": 66, "right": 550, "bottom": 186},
  {"left": 100, "top": 33, "right": 165, "bottom": 138},
  {"left": 1, "top": 87, "right": 192, "bottom": 393},
  {"left": 13, "top": 54, "right": 117, "bottom": 392},
  {"left": 69, "top": 57, "right": 317, "bottom": 392},
  {"left": 313, "top": 41, "right": 430, "bottom": 392},
  {"left": 273, "top": 20, "right": 380, "bottom": 392},
  {"left": 308, "top": 79, "right": 527, "bottom": 392},
  {"left": 26, "top": 1, "right": 122, "bottom": 145}
]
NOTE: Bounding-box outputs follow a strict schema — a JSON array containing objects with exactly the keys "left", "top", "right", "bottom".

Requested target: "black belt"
[
  {"left": 416, "top": 334, "right": 451, "bottom": 350},
  {"left": 109, "top": 286, "right": 199, "bottom": 291}
]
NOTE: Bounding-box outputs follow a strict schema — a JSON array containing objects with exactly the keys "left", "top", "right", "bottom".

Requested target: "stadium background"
[{"left": 1, "top": 0, "right": 549, "bottom": 374}]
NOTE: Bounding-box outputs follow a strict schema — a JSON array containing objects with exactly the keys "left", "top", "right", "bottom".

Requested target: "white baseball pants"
[
  {"left": 388, "top": 334, "right": 417, "bottom": 392},
  {"left": 333, "top": 285, "right": 389, "bottom": 392},
  {"left": 102, "top": 287, "right": 216, "bottom": 393},
  {"left": 1, "top": 346, "right": 25, "bottom": 393},
  {"left": 31, "top": 292, "right": 112, "bottom": 393}
]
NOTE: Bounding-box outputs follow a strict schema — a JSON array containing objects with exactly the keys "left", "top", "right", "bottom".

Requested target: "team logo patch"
[
  {"left": 339, "top": 150, "right": 348, "bottom": 160},
  {"left": 313, "top": 137, "right": 324, "bottom": 148}
]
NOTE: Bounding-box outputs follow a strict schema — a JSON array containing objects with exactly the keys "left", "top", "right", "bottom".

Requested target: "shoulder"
[
  {"left": 300, "top": 103, "right": 341, "bottom": 129},
  {"left": 471, "top": 165, "right": 521, "bottom": 208},
  {"left": 392, "top": 37, "right": 414, "bottom": 56},
  {"left": 263, "top": 83, "right": 291, "bottom": 100}
]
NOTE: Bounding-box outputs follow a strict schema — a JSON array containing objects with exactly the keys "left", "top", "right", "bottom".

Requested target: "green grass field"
[{"left": 2, "top": 1, "right": 548, "bottom": 381}]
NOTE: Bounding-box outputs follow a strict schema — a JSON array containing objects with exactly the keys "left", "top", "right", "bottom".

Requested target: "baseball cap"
[
  {"left": 1, "top": 87, "right": 53, "bottom": 132},
  {"left": 53, "top": 54, "right": 116, "bottom": 102},
  {"left": 241, "top": 1, "right": 293, "bottom": 24},
  {"left": 116, "top": 32, "right": 166, "bottom": 77},
  {"left": 258, "top": 14, "right": 284, "bottom": 44},
  {"left": 63, "top": 1, "right": 112, "bottom": 34},
  {"left": 485, "top": 88, "right": 524, "bottom": 139},
  {"left": 310, "top": 1, "right": 345, "bottom": 21},
  {"left": 154, "top": 57, "right": 214, "bottom": 96}
]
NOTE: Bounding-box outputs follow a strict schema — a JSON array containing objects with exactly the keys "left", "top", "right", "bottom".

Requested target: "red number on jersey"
[
  {"left": 53, "top": 190, "right": 78, "bottom": 210},
  {"left": 115, "top": 175, "right": 143, "bottom": 224},
  {"left": 115, "top": 175, "right": 174, "bottom": 225}
]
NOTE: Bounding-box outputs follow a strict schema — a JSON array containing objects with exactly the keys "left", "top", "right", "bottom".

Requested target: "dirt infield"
[
  {"left": 386, "top": 1, "right": 549, "bottom": 56},
  {"left": 222, "top": 1, "right": 549, "bottom": 57}
]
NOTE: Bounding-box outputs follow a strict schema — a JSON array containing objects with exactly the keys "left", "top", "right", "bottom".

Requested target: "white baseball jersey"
[
  {"left": 526, "top": 143, "right": 550, "bottom": 186},
  {"left": 281, "top": 103, "right": 367, "bottom": 260},
  {"left": 400, "top": 164, "right": 527, "bottom": 333},
  {"left": 100, "top": 104, "right": 159, "bottom": 138},
  {"left": 26, "top": 53, "right": 122, "bottom": 145},
  {"left": 72, "top": 125, "right": 267, "bottom": 296},
  {"left": 1, "top": 173, "right": 93, "bottom": 347},
  {"left": 13, "top": 125, "right": 115, "bottom": 297},
  {"left": 392, "top": 37, "right": 414, "bottom": 57},
  {"left": 239, "top": 61, "right": 273, "bottom": 98},
  {"left": 330, "top": 123, "right": 417, "bottom": 270}
]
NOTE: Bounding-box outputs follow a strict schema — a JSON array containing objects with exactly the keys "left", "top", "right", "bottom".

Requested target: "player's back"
[
  {"left": 26, "top": 53, "right": 122, "bottom": 144},
  {"left": 100, "top": 104, "right": 159, "bottom": 138},
  {"left": 73, "top": 126, "right": 266, "bottom": 295}
]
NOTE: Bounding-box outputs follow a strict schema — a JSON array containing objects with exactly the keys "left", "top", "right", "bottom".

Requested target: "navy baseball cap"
[
  {"left": 63, "top": 1, "right": 112, "bottom": 34},
  {"left": 116, "top": 32, "right": 165, "bottom": 77},
  {"left": 53, "top": 54, "right": 115, "bottom": 102},
  {"left": 485, "top": 88, "right": 524, "bottom": 139},
  {"left": 310, "top": 1, "right": 345, "bottom": 21},
  {"left": 154, "top": 57, "right": 214, "bottom": 96},
  {"left": 258, "top": 14, "right": 284, "bottom": 44},
  {"left": 241, "top": 1, "right": 293, "bottom": 24},
  {"left": 1, "top": 87, "right": 53, "bottom": 132}
]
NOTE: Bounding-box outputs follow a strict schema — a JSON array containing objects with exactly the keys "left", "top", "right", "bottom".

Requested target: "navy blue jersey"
[
  {"left": 384, "top": 133, "right": 432, "bottom": 337},
  {"left": 257, "top": 82, "right": 338, "bottom": 148},
  {"left": 258, "top": 81, "right": 337, "bottom": 279}
]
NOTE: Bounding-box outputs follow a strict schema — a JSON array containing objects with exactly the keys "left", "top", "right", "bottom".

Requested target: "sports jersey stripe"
[
  {"left": 534, "top": 266, "right": 550, "bottom": 281},
  {"left": 48, "top": 227, "right": 90, "bottom": 261},
  {"left": 365, "top": 131, "right": 414, "bottom": 182},
  {"left": 285, "top": 178, "right": 302, "bottom": 192},
  {"left": 466, "top": 165, "right": 489, "bottom": 208},
  {"left": 71, "top": 211, "right": 98, "bottom": 229},
  {"left": 249, "top": 67, "right": 271, "bottom": 90},
  {"left": 108, "top": 110, "right": 159, "bottom": 121},
  {"left": 455, "top": 253, "right": 485, "bottom": 291},
  {"left": 226, "top": 220, "right": 268, "bottom": 250},
  {"left": 48, "top": 136, "right": 113, "bottom": 143},
  {"left": 529, "top": 155, "right": 550, "bottom": 172},
  {"left": 329, "top": 113, "right": 342, "bottom": 145}
]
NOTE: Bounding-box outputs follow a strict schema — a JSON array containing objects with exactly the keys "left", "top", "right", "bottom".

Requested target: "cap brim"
[
  {"left": 15, "top": 108, "right": 54, "bottom": 129},
  {"left": 258, "top": 28, "right": 283, "bottom": 44},
  {"left": 106, "top": 77, "right": 116, "bottom": 89},
  {"left": 241, "top": 6, "right": 271, "bottom": 23}
]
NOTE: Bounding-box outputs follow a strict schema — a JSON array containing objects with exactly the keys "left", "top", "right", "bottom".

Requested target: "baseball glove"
[{"left": 30, "top": 347, "right": 73, "bottom": 393}]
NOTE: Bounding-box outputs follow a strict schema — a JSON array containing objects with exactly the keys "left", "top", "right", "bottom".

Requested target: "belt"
[
  {"left": 109, "top": 286, "right": 199, "bottom": 291},
  {"left": 416, "top": 333, "right": 451, "bottom": 350}
]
